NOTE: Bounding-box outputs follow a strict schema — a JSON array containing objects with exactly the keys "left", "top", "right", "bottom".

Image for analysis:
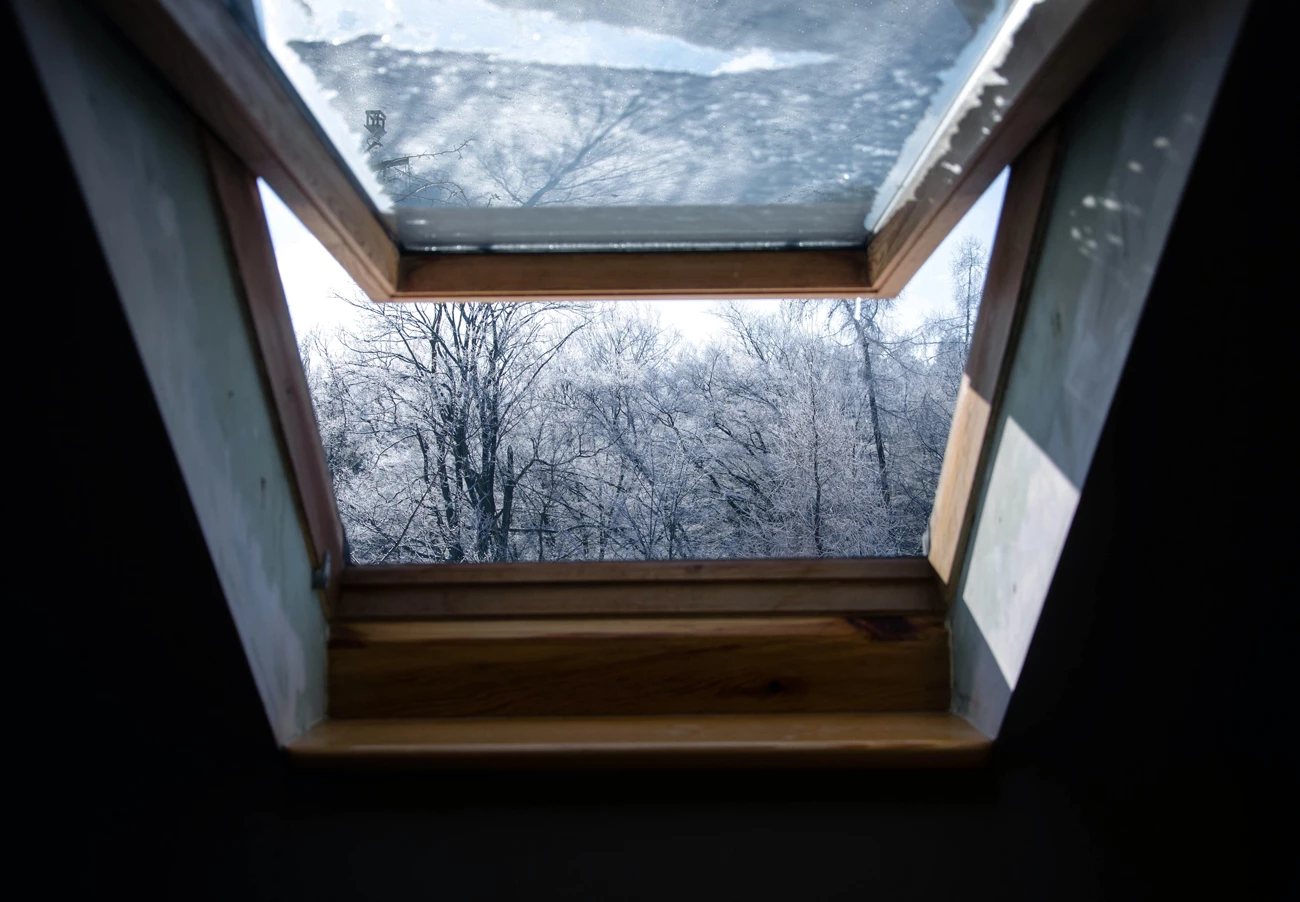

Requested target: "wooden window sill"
[
  {"left": 287, "top": 713, "right": 990, "bottom": 769},
  {"left": 327, "top": 615, "right": 950, "bottom": 719}
]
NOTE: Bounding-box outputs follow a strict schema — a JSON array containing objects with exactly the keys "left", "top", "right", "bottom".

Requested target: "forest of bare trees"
[{"left": 300, "top": 238, "right": 988, "bottom": 564}]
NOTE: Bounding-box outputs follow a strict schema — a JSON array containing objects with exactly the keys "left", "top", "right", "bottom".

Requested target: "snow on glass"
[{"left": 248, "top": 0, "right": 1023, "bottom": 249}]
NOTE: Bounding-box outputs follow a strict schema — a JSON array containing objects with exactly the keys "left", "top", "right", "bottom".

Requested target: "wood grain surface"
[{"left": 328, "top": 615, "right": 950, "bottom": 718}]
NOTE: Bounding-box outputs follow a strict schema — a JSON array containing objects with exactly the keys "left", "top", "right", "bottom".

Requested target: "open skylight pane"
[{"left": 247, "top": 0, "right": 1023, "bottom": 252}]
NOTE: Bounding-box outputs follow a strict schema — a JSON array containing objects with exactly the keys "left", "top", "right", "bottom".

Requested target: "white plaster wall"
[
  {"left": 953, "top": 0, "right": 1249, "bottom": 734},
  {"left": 15, "top": 0, "right": 328, "bottom": 744}
]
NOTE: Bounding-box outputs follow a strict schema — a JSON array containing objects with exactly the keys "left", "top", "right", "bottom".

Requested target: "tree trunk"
[
  {"left": 857, "top": 324, "right": 892, "bottom": 513},
  {"left": 498, "top": 445, "right": 516, "bottom": 561}
]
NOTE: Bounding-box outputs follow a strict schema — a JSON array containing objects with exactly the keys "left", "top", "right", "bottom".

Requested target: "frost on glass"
[
  {"left": 267, "top": 171, "right": 1007, "bottom": 564},
  {"left": 250, "top": 0, "right": 1019, "bottom": 249}
]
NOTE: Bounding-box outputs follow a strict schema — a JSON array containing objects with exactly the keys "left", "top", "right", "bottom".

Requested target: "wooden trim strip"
[
  {"left": 328, "top": 616, "right": 950, "bottom": 718},
  {"left": 867, "top": 0, "right": 1141, "bottom": 298},
  {"left": 927, "top": 124, "right": 1061, "bottom": 590},
  {"left": 336, "top": 558, "right": 941, "bottom": 619},
  {"left": 287, "top": 713, "right": 991, "bottom": 769},
  {"left": 93, "top": 0, "right": 399, "bottom": 298},
  {"left": 332, "top": 615, "right": 941, "bottom": 641},
  {"left": 395, "top": 247, "right": 872, "bottom": 300},
  {"left": 345, "top": 557, "right": 933, "bottom": 585},
  {"left": 204, "top": 130, "right": 346, "bottom": 611}
]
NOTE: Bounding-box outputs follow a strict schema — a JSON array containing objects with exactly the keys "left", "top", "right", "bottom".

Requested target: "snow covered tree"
[{"left": 301, "top": 238, "right": 992, "bottom": 562}]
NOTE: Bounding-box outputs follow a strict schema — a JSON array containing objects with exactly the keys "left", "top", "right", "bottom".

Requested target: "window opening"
[{"left": 261, "top": 168, "right": 1008, "bottom": 563}]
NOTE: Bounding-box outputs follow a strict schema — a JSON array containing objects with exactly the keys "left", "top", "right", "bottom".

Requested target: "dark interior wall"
[{"left": 17, "top": 1, "right": 1289, "bottom": 898}]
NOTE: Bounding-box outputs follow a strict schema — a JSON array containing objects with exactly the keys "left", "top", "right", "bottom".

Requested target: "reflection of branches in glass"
[
  {"left": 386, "top": 67, "right": 701, "bottom": 209},
  {"left": 374, "top": 141, "right": 475, "bottom": 207},
  {"left": 474, "top": 87, "right": 669, "bottom": 207}
]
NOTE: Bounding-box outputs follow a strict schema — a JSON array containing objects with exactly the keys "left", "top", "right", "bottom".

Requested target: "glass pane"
[
  {"left": 248, "top": 0, "right": 1022, "bottom": 250},
  {"left": 262, "top": 168, "right": 1007, "bottom": 563}
]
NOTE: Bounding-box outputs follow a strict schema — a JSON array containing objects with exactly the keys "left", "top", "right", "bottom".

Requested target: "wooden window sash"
[
  {"left": 95, "top": 0, "right": 1137, "bottom": 301},
  {"left": 927, "top": 124, "right": 1062, "bottom": 592}
]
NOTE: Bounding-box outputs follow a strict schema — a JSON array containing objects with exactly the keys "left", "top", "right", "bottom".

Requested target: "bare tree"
[
  {"left": 308, "top": 298, "right": 585, "bottom": 562},
  {"left": 950, "top": 236, "right": 988, "bottom": 350}
]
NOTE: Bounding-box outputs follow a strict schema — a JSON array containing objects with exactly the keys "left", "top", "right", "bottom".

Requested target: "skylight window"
[
  {"left": 262, "top": 169, "right": 1007, "bottom": 563},
  {"left": 247, "top": 0, "right": 1024, "bottom": 252}
]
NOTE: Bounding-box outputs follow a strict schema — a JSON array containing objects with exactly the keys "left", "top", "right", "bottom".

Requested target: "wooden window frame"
[
  {"left": 204, "top": 118, "right": 1060, "bottom": 621},
  {"left": 197, "top": 124, "right": 1062, "bottom": 766},
  {"left": 96, "top": 0, "right": 1131, "bottom": 301},
  {"left": 139, "top": 0, "right": 1095, "bottom": 764},
  {"left": 9, "top": 0, "right": 1221, "bottom": 764}
]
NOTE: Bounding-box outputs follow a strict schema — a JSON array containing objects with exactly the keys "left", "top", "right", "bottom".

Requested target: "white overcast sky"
[{"left": 262, "top": 167, "right": 1008, "bottom": 344}]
